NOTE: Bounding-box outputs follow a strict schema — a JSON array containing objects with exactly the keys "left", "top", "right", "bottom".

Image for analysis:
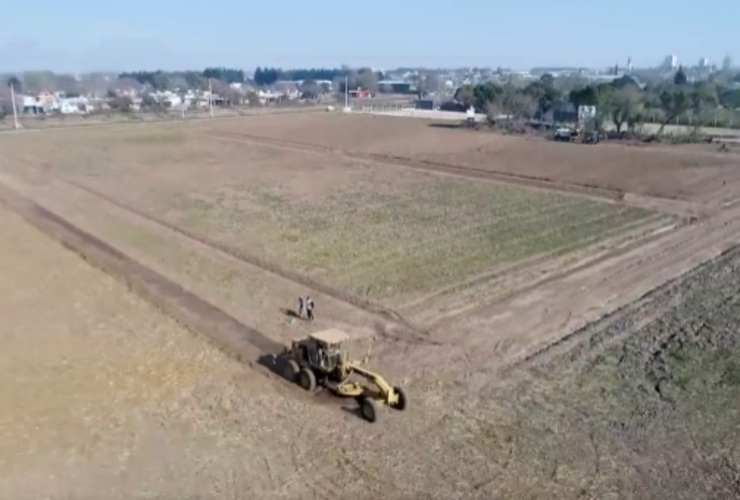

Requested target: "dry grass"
[{"left": 454, "top": 246, "right": 740, "bottom": 499}]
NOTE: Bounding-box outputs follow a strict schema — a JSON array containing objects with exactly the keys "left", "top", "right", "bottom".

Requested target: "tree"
[
  {"left": 473, "top": 82, "right": 501, "bottom": 111},
  {"left": 22, "top": 71, "right": 55, "bottom": 93},
  {"left": 418, "top": 72, "right": 440, "bottom": 96},
  {"left": 211, "top": 79, "right": 241, "bottom": 105},
  {"left": 499, "top": 82, "right": 536, "bottom": 121},
  {"left": 140, "top": 93, "right": 159, "bottom": 110},
  {"left": 299, "top": 79, "right": 322, "bottom": 99},
  {"left": 524, "top": 75, "right": 562, "bottom": 118},
  {"left": 720, "top": 87, "right": 740, "bottom": 109},
  {"left": 6, "top": 76, "right": 21, "bottom": 92},
  {"left": 673, "top": 66, "right": 688, "bottom": 86},
  {"left": 109, "top": 95, "right": 133, "bottom": 113},
  {"left": 656, "top": 85, "right": 691, "bottom": 135},
  {"left": 246, "top": 91, "right": 261, "bottom": 106},
  {"left": 454, "top": 84, "right": 475, "bottom": 108},
  {"left": 690, "top": 81, "right": 719, "bottom": 128},
  {"left": 150, "top": 72, "right": 170, "bottom": 91},
  {"left": 353, "top": 68, "right": 377, "bottom": 91},
  {"left": 53, "top": 74, "right": 80, "bottom": 96},
  {"left": 609, "top": 85, "right": 644, "bottom": 133},
  {"left": 253, "top": 67, "right": 280, "bottom": 86},
  {"left": 203, "top": 67, "right": 245, "bottom": 84}
]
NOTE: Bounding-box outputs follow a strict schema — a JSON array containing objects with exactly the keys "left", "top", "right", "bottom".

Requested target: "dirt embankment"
[{"left": 0, "top": 181, "right": 281, "bottom": 364}]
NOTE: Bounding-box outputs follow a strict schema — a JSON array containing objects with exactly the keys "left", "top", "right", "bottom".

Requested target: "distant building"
[
  {"left": 661, "top": 54, "right": 679, "bottom": 71},
  {"left": 348, "top": 88, "right": 373, "bottom": 99},
  {"left": 415, "top": 99, "right": 438, "bottom": 110},
  {"left": 698, "top": 57, "right": 710, "bottom": 68},
  {"left": 377, "top": 80, "right": 412, "bottom": 94},
  {"left": 723, "top": 55, "right": 733, "bottom": 71}
]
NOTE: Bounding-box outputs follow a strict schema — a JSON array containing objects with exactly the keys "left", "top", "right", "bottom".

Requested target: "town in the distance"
[{"left": 1, "top": 53, "right": 738, "bottom": 135}]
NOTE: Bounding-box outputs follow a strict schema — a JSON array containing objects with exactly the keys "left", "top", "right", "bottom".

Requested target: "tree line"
[
  {"left": 455, "top": 67, "right": 740, "bottom": 133},
  {"left": 118, "top": 67, "right": 245, "bottom": 90},
  {"left": 254, "top": 67, "right": 348, "bottom": 85},
  {"left": 253, "top": 67, "right": 369, "bottom": 86}
]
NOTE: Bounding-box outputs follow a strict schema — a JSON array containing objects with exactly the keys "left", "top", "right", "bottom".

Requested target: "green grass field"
[{"left": 159, "top": 176, "right": 653, "bottom": 304}]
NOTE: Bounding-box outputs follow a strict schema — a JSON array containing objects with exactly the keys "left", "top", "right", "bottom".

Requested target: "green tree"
[
  {"left": 454, "top": 84, "right": 475, "bottom": 108},
  {"left": 674, "top": 66, "right": 688, "bottom": 85},
  {"left": 150, "top": 72, "right": 170, "bottom": 91},
  {"left": 524, "top": 75, "right": 562, "bottom": 118}
]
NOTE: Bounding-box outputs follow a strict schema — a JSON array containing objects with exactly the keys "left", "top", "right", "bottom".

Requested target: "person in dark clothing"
[
  {"left": 298, "top": 296, "right": 305, "bottom": 319},
  {"left": 305, "top": 296, "right": 315, "bottom": 322}
]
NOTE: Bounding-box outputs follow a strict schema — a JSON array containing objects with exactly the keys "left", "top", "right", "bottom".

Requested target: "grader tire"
[
  {"left": 298, "top": 368, "right": 316, "bottom": 392},
  {"left": 283, "top": 359, "right": 300, "bottom": 383},
  {"left": 360, "top": 398, "right": 379, "bottom": 423},
  {"left": 392, "top": 386, "right": 407, "bottom": 411}
]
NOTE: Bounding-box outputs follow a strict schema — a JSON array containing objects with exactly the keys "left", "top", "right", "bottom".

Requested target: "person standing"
[
  {"left": 297, "top": 296, "right": 305, "bottom": 319},
  {"left": 306, "top": 296, "right": 315, "bottom": 322}
]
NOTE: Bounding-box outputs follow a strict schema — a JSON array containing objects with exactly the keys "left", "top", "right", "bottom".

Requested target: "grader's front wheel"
[{"left": 391, "top": 386, "right": 407, "bottom": 411}]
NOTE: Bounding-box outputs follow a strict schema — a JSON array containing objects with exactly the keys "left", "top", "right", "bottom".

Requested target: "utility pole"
[
  {"left": 208, "top": 78, "right": 214, "bottom": 118},
  {"left": 344, "top": 75, "right": 349, "bottom": 110},
  {"left": 9, "top": 82, "right": 20, "bottom": 130}
]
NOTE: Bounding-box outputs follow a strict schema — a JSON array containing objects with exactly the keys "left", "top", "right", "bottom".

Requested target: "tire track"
[
  {"left": 208, "top": 130, "right": 704, "bottom": 218},
  {"left": 211, "top": 130, "right": 620, "bottom": 200},
  {"left": 0, "top": 181, "right": 283, "bottom": 365},
  {"left": 58, "top": 176, "right": 427, "bottom": 337}
]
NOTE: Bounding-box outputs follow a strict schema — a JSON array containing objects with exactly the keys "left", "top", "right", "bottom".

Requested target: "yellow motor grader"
[{"left": 281, "top": 328, "right": 407, "bottom": 423}]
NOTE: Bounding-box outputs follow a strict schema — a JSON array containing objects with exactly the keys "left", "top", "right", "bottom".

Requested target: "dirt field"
[
  {"left": 1, "top": 113, "right": 739, "bottom": 498},
  {"left": 2, "top": 122, "right": 663, "bottom": 323},
  {"left": 202, "top": 112, "right": 740, "bottom": 205}
]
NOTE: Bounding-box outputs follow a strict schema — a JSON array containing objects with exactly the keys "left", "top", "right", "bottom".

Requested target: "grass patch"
[{"left": 163, "top": 177, "right": 652, "bottom": 303}]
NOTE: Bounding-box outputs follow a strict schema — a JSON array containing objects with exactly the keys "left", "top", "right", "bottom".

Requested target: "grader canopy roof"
[{"left": 308, "top": 328, "right": 350, "bottom": 345}]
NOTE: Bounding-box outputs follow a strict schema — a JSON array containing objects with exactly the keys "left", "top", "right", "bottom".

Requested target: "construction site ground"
[{"left": 0, "top": 111, "right": 738, "bottom": 499}]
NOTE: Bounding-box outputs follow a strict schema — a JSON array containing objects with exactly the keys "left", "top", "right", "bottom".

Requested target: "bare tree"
[
  {"left": 499, "top": 83, "right": 537, "bottom": 123},
  {"left": 22, "top": 71, "right": 54, "bottom": 93},
  {"left": 299, "top": 79, "right": 322, "bottom": 99},
  {"left": 108, "top": 95, "right": 133, "bottom": 113},
  {"left": 610, "top": 85, "right": 644, "bottom": 134},
  {"left": 53, "top": 74, "right": 81, "bottom": 96},
  {"left": 353, "top": 69, "right": 378, "bottom": 91},
  {"left": 211, "top": 79, "right": 242, "bottom": 106},
  {"left": 246, "top": 91, "right": 261, "bottom": 106}
]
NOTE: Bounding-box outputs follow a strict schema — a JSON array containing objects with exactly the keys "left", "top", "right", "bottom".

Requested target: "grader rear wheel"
[
  {"left": 298, "top": 367, "right": 317, "bottom": 392},
  {"left": 283, "top": 359, "right": 300, "bottom": 382}
]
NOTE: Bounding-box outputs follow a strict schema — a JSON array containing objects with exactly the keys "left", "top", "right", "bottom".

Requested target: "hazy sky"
[{"left": 0, "top": 0, "right": 736, "bottom": 73}]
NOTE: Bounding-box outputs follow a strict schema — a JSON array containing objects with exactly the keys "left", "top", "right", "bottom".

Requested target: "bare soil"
[
  {"left": 1, "top": 121, "right": 659, "bottom": 326},
  {"left": 0, "top": 114, "right": 738, "bottom": 499},
  {"left": 203, "top": 112, "right": 740, "bottom": 205}
]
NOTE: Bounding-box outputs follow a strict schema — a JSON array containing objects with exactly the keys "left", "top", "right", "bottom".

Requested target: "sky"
[{"left": 0, "top": 0, "right": 736, "bottom": 73}]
